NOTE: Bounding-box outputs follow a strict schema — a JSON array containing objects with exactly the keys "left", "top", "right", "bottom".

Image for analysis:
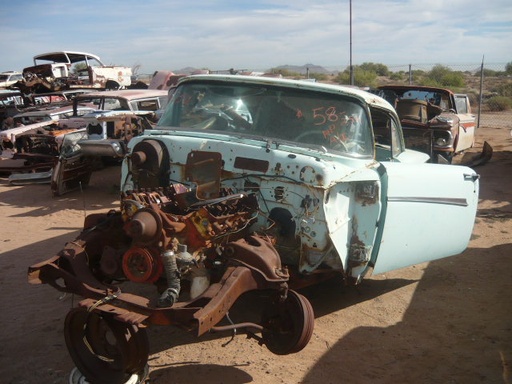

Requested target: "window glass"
[
  {"left": 136, "top": 99, "right": 159, "bottom": 111},
  {"left": 158, "top": 82, "right": 374, "bottom": 157},
  {"left": 370, "top": 107, "right": 403, "bottom": 159},
  {"left": 104, "top": 98, "right": 122, "bottom": 110},
  {"left": 454, "top": 96, "right": 468, "bottom": 113}
]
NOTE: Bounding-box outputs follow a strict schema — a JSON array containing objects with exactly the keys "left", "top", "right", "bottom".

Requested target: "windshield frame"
[{"left": 158, "top": 80, "right": 374, "bottom": 158}]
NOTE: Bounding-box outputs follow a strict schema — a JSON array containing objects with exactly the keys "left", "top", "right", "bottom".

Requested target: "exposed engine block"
[{"left": 96, "top": 185, "right": 261, "bottom": 304}]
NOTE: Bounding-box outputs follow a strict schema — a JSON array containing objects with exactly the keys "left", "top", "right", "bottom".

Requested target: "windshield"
[{"left": 158, "top": 81, "right": 373, "bottom": 157}]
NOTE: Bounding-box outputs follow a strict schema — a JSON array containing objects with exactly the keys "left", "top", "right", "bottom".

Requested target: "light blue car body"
[{"left": 121, "top": 74, "right": 479, "bottom": 283}]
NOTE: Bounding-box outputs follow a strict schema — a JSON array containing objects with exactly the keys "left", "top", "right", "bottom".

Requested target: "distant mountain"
[{"left": 272, "top": 64, "right": 334, "bottom": 75}]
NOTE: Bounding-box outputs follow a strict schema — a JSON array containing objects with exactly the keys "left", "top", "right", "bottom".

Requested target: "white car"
[
  {"left": 0, "top": 71, "right": 23, "bottom": 88},
  {"left": 17, "top": 51, "right": 132, "bottom": 93}
]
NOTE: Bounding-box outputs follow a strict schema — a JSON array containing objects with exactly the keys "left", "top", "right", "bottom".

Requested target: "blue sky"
[{"left": 1, "top": 0, "right": 511, "bottom": 74}]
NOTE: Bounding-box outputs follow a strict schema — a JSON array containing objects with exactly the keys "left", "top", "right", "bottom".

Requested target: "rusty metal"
[
  {"left": 261, "top": 290, "right": 315, "bottom": 355},
  {"left": 14, "top": 51, "right": 132, "bottom": 95},
  {"left": 461, "top": 141, "right": 493, "bottom": 168},
  {"left": 64, "top": 307, "right": 149, "bottom": 384},
  {"left": 185, "top": 151, "right": 223, "bottom": 199},
  {"left": 28, "top": 169, "right": 312, "bottom": 382}
]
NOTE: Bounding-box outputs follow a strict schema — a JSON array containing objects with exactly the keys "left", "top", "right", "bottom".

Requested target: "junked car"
[
  {"left": 1, "top": 132, "right": 64, "bottom": 183},
  {"left": 14, "top": 51, "right": 132, "bottom": 94},
  {"left": 374, "top": 85, "right": 476, "bottom": 163},
  {"left": 0, "top": 104, "right": 95, "bottom": 154},
  {"left": 78, "top": 110, "right": 155, "bottom": 158},
  {"left": 0, "top": 71, "right": 23, "bottom": 88},
  {"left": 72, "top": 89, "right": 168, "bottom": 122},
  {"left": 0, "top": 89, "right": 25, "bottom": 128},
  {"left": 28, "top": 75, "right": 479, "bottom": 383},
  {"left": 29, "top": 89, "right": 95, "bottom": 105},
  {"left": 1, "top": 129, "right": 95, "bottom": 194}
]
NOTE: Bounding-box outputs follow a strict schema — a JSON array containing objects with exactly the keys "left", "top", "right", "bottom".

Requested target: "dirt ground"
[{"left": 0, "top": 120, "right": 511, "bottom": 384}]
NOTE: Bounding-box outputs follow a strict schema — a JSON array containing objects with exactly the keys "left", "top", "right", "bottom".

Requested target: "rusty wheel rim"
[
  {"left": 261, "top": 290, "right": 315, "bottom": 355},
  {"left": 64, "top": 307, "right": 149, "bottom": 384}
]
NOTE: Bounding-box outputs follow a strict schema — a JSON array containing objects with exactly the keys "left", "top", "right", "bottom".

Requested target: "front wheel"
[
  {"left": 64, "top": 307, "right": 149, "bottom": 384},
  {"left": 261, "top": 290, "right": 315, "bottom": 355}
]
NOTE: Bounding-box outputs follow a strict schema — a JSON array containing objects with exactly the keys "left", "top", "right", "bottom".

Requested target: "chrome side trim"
[{"left": 388, "top": 196, "right": 468, "bottom": 207}]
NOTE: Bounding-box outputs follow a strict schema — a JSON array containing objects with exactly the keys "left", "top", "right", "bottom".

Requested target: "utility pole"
[{"left": 350, "top": 0, "right": 354, "bottom": 85}]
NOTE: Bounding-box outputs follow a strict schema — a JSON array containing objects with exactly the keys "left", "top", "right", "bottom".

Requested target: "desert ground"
[{"left": 0, "top": 118, "right": 511, "bottom": 384}]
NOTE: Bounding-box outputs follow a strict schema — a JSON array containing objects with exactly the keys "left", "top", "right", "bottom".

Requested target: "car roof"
[
  {"left": 74, "top": 89, "right": 168, "bottom": 100},
  {"left": 33, "top": 51, "right": 102, "bottom": 64},
  {"left": 34, "top": 89, "right": 95, "bottom": 98},
  {"left": 83, "top": 110, "right": 151, "bottom": 120},
  {"left": 377, "top": 85, "right": 455, "bottom": 96},
  {"left": 15, "top": 105, "right": 94, "bottom": 117},
  {"left": 177, "top": 74, "right": 395, "bottom": 111}
]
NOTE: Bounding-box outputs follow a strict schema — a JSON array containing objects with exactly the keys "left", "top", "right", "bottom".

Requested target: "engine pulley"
[{"left": 122, "top": 246, "right": 162, "bottom": 283}]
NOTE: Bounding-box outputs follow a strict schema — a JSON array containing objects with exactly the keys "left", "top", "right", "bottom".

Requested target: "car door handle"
[{"left": 464, "top": 173, "right": 479, "bottom": 182}]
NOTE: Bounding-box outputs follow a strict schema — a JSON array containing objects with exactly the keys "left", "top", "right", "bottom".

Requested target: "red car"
[{"left": 376, "top": 85, "right": 476, "bottom": 163}]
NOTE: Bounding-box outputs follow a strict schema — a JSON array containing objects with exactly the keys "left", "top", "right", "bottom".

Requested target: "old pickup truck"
[
  {"left": 28, "top": 75, "right": 479, "bottom": 384},
  {"left": 374, "top": 85, "right": 476, "bottom": 163}
]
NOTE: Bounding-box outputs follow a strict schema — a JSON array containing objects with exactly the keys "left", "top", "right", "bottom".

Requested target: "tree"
[
  {"left": 423, "top": 64, "right": 465, "bottom": 87},
  {"left": 359, "top": 62, "right": 389, "bottom": 76},
  {"left": 335, "top": 67, "right": 378, "bottom": 87},
  {"left": 71, "top": 62, "right": 88, "bottom": 74},
  {"left": 505, "top": 62, "right": 512, "bottom": 75}
]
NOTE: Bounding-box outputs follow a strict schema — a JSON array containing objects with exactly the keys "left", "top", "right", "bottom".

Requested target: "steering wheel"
[
  {"left": 295, "top": 130, "right": 325, "bottom": 143},
  {"left": 195, "top": 116, "right": 218, "bottom": 130},
  {"left": 191, "top": 107, "right": 233, "bottom": 130},
  {"left": 294, "top": 130, "right": 348, "bottom": 152},
  {"left": 221, "top": 106, "right": 252, "bottom": 130},
  {"left": 330, "top": 136, "right": 350, "bottom": 152}
]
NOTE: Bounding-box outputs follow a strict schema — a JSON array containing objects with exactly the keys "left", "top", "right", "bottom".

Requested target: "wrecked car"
[
  {"left": 28, "top": 75, "right": 479, "bottom": 384},
  {"left": 0, "top": 71, "right": 23, "bottom": 88},
  {"left": 72, "top": 89, "right": 168, "bottom": 121},
  {"left": 1, "top": 132, "right": 63, "bottom": 183},
  {"left": 0, "top": 89, "right": 25, "bottom": 128},
  {"left": 0, "top": 104, "right": 95, "bottom": 154},
  {"left": 374, "top": 85, "right": 476, "bottom": 163},
  {"left": 148, "top": 70, "right": 187, "bottom": 90},
  {"left": 78, "top": 110, "right": 154, "bottom": 159},
  {"left": 14, "top": 51, "right": 132, "bottom": 94}
]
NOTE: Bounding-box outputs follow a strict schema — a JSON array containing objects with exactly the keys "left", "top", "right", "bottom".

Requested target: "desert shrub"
[
  {"left": 359, "top": 62, "right": 389, "bottom": 76},
  {"left": 486, "top": 96, "right": 512, "bottom": 111},
  {"left": 335, "top": 69, "right": 378, "bottom": 87},
  {"left": 505, "top": 61, "right": 512, "bottom": 75},
  {"left": 495, "top": 82, "right": 512, "bottom": 97},
  {"left": 441, "top": 72, "right": 465, "bottom": 87},
  {"left": 389, "top": 72, "right": 405, "bottom": 81},
  {"left": 411, "top": 69, "right": 426, "bottom": 77},
  {"left": 310, "top": 72, "right": 329, "bottom": 81},
  {"left": 467, "top": 92, "right": 479, "bottom": 107},
  {"left": 483, "top": 68, "right": 501, "bottom": 77},
  {"left": 422, "top": 64, "right": 465, "bottom": 87}
]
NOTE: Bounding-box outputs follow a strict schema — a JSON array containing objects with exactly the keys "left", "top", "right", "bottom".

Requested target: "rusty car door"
[
  {"left": 51, "top": 130, "right": 93, "bottom": 196},
  {"left": 371, "top": 161, "right": 479, "bottom": 274}
]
